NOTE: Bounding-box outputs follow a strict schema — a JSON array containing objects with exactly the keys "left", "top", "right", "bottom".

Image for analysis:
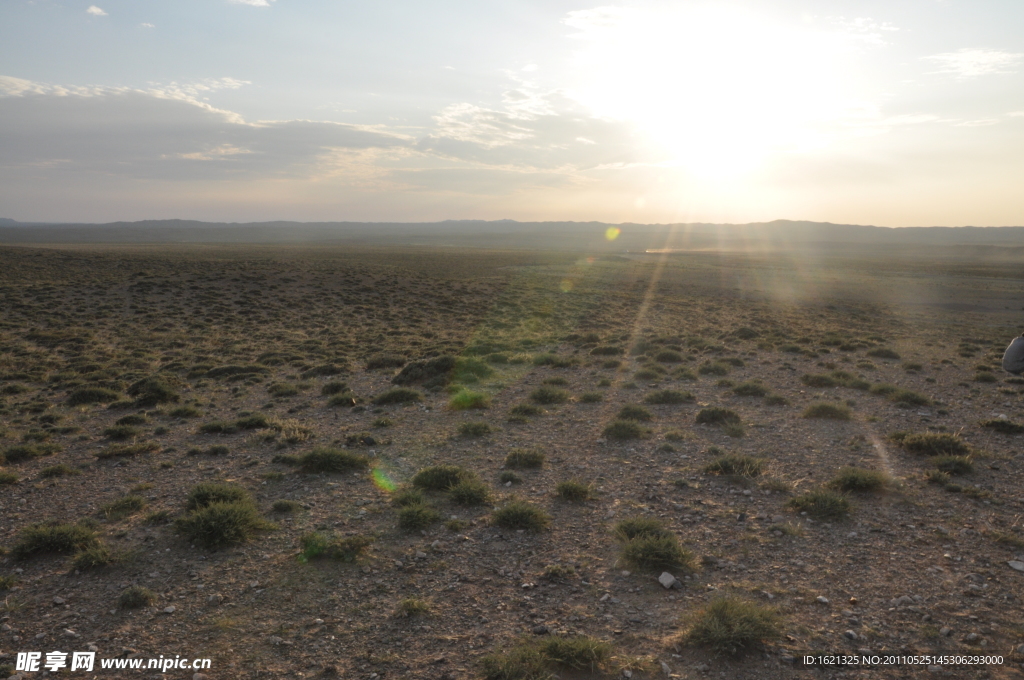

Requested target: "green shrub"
[
  {"left": 510, "top": 403, "right": 544, "bottom": 416},
  {"left": 643, "top": 389, "right": 694, "bottom": 405},
  {"left": 764, "top": 395, "right": 790, "bottom": 406},
  {"left": 366, "top": 354, "right": 407, "bottom": 370},
  {"left": 449, "top": 389, "right": 490, "bottom": 410},
  {"left": 95, "top": 441, "right": 159, "bottom": 459},
  {"left": 394, "top": 597, "right": 432, "bottom": 617},
  {"left": 891, "top": 389, "right": 930, "bottom": 406},
  {"left": 0, "top": 575, "right": 17, "bottom": 590},
  {"left": 12, "top": 523, "right": 99, "bottom": 559},
  {"left": 298, "top": 532, "right": 372, "bottom": 561},
  {"left": 480, "top": 647, "right": 547, "bottom": 680},
  {"left": 458, "top": 421, "right": 492, "bottom": 437},
  {"left": 73, "top": 543, "right": 120, "bottom": 570},
  {"left": 802, "top": 402, "right": 852, "bottom": 420},
  {"left": 67, "top": 387, "right": 121, "bottom": 406},
  {"left": 787, "top": 489, "right": 850, "bottom": 519},
  {"left": 118, "top": 585, "right": 156, "bottom": 609},
  {"left": 538, "top": 636, "right": 612, "bottom": 671},
  {"left": 695, "top": 407, "right": 741, "bottom": 425},
  {"left": 685, "top": 596, "right": 783, "bottom": 655},
  {"left": 826, "top": 467, "right": 890, "bottom": 492},
  {"left": 235, "top": 413, "right": 271, "bottom": 429},
  {"left": 398, "top": 504, "right": 441, "bottom": 531},
  {"left": 579, "top": 391, "right": 603, "bottom": 403},
  {"left": 327, "top": 392, "right": 359, "bottom": 407},
  {"left": 127, "top": 377, "right": 179, "bottom": 406},
  {"left": 115, "top": 414, "right": 148, "bottom": 426},
  {"left": 542, "top": 377, "right": 568, "bottom": 386},
  {"left": 654, "top": 349, "right": 683, "bottom": 363},
  {"left": 267, "top": 382, "right": 299, "bottom": 398},
  {"left": 0, "top": 470, "right": 17, "bottom": 485},
  {"left": 103, "top": 424, "right": 140, "bottom": 440},
  {"left": 199, "top": 420, "right": 238, "bottom": 435},
  {"left": 704, "top": 454, "right": 765, "bottom": 478},
  {"left": 980, "top": 418, "right": 1024, "bottom": 434},
  {"left": 698, "top": 361, "right": 730, "bottom": 376},
  {"left": 934, "top": 455, "right": 973, "bottom": 475},
  {"left": 101, "top": 495, "right": 147, "bottom": 521},
  {"left": 392, "top": 355, "right": 457, "bottom": 387},
  {"left": 732, "top": 381, "right": 768, "bottom": 397},
  {"left": 40, "top": 463, "right": 80, "bottom": 478},
  {"left": 321, "top": 381, "right": 349, "bottom": 396},
  {"left": 372, "top": 416, "right": 394, "bottom": 428},
  {"left": 498, "top": 470, "right": 521, "bottom": 485},
  {"left": 3, "top": 443, "right": 59, "bottom": 463},
  {"left": 530, "top": 386, "right": 570, "bottom": 405},
  {"left": 801, "top": 374, "right": 838, "bottom": 388},
  {"left": 621, "top": 534, "right": 695, "bottom": 571},
  {"left": 186, "top": 483, "right": 252, "bottom": 510},
  {"left": 390, "top": 487, "right": 425, "bottom": 507},
  {"left": 673, "top": 366, "right": 698, "bottom": 381},
  {"left": 866, "top": 348, "right": 900, "bottom": 360},
  {"left": 492, "top": 500, "right": 550, "bottom": 532},
  {"left": 614, "top": 517, "right": 672, "bottom": 541},
  {"left": 892, "top": 432, "right": 971, "bottom": 456},
  {"left": 296, "top": 448, "right": 369, "bottom": 473},
  {"left": 602, "top": 419, "right": 648, "bottom": 440},
  {"left": 556, "top": 480, "right": 594, "bottom": 502},
  {"left": 412, "top": 465, "right": 469, "bottom": 490},
  {"left": 453, "top": 357, "right": 494, "bottom": 383},
  {"left": 168, "top": 405, "right": 202, "bottom": 418},
  {"left": 175, "top": 501, "right": 272, "bottom": 548},
  {"left": 271, "top": 500, "right": 302, "bottom": 513},
  {"left": 590, "top": 345, "right": 623, "bottom": 356},
  {"left": 974, "top": 371, "right": 998, "bottom": 383},
  {"left": 505, "top": 448, "right": 545, "bottom": 469},
  {"left": 633, "top": 368, "right": 661, "bottom": 381},
  {"left": 372, "top": 388, "right": 423, "bottom": 405},
  {"left": 449, "top": 478, "right": 492, "bottom": 506}
]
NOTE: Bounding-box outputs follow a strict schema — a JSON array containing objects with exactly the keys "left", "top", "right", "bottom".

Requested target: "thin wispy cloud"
[
  {"left": 925, "top": 48, "right": 1022, "bottom": 78},
  {"left": 85, "top": 6, "right": 107, "bottom": 16},
  {"left": 228, "top": 0, "right": 274, "bottom": 6}
]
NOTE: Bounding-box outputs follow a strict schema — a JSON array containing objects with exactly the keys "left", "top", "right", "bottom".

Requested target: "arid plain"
[{"left": 1, "top": 242, "right": 1024, "bottom": 680}]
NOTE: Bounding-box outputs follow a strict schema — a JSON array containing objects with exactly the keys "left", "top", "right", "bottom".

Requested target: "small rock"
[
  {"left": 163, "top": 606, "right": 176, "bottom": 614},
  {"left": 843, "top": 630, "right": 858, "bottom": 640},
  {"left": 269, "top": 635, "right": 284, "bottom": 645},
  {"left": 394, "top": 560, "right": 404, "bottom": 568},
  {"left": 63, "top": 629, "right": 78, "bottom": 638},
  {"left": 660, "top": 660, "right": 672, "bottom": 676},
  {"left": 695, "top": 662, "right": 711, "bottom": 671},
  {"left": 816, "top": 596, "right": 829, "bottom": 605},
  {"left": 927, "top": 665, "right": 942, "bottom": 673},
  {"left": 532, "top": 624, "right": 549, "bottom": 635},
  {"left": 1, "top": 623, "right": 11, "bottom": 632},
  {"left": 313, "top": 618, "right": 324, "bottom": 625},
  {"left": 52, "top": 596, "right": 66, "bottom": 605},
  {"left": 415, "top": 551, "right": 427, "bottom": 559},
  {"left": 1008, "top": 560, "right": 1024, "bottom": 572},
  {"left": 965, "top": 632, "right": 980, "bottom": 643},
  {"left": 658, "top": 572, "right": 677, "bottom": 589},
  {"left": 193, "top": 674, "right": 209, "bottom": 680},
  {"left": 207, "top": 593, "right": 224, "bottom": 605},
  {"left": 940, "top": 627, "right": 952, "bottom": 636}
]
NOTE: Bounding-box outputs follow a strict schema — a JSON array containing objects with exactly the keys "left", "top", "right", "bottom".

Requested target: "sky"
[{"left": 1, "top": 0, "right": 1023, "bottom": 226}]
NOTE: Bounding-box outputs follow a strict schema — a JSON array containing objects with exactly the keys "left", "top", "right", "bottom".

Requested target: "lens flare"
[
  {"left": 605, "top": 227, "right": 621, "bottom": 241},
  {"left": 371, "top": 468, "right": 396, "bottom": 492}
]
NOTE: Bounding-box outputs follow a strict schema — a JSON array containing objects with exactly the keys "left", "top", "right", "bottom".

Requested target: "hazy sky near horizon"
[{"left": 2, "top": 0, "right": 1023, "bottom": 226}]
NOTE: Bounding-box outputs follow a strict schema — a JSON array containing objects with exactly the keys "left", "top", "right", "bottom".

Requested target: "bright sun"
[{"left": 565, "top": 6, "right": 856, "bottom": 179}]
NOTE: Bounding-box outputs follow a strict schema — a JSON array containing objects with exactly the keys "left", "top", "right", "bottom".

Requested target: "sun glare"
[{"left": 565, "top": 6, "right": 856, "bottom": 179}]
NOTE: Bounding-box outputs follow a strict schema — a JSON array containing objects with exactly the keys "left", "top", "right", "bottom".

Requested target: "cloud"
[
  {"left": 924, "top": 48, "right": 1023, "bottom": 78},
  {"left": 86, "top": 5, "right": 107, "bottom": 16},
  {"left": 0, "top": 76, "right": 411, "bottom": 182},
  {"left": 228, "top": 0, "right": 274, "bottom": 6},
  {"left": 141, "top": 23, "right": 155, "bottom": 28}
]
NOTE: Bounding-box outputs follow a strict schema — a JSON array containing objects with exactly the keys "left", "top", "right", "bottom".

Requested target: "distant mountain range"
[{"left": 3, "top": 218, "right": 1024, "bottom": 250}]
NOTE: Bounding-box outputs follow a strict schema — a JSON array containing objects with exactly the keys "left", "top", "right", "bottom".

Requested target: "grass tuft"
[
  {"left": 118, "top": 585, "right": 156, "bottom": 609},
  {"left": 505, "top": 447, "right": 545, "bottom": 469},
  {"left": 530, "top": 386, "right": 570, "bottom": 405},
  {"left": 704, "top": 454, "right": 765, "bottom": 477},
  {"left": 826, "top": 467, "right": 890, "bottom": 492},
  {"left": 802, "top": 402, "right": 852, "bottom": 420},
  {"left": 298, "top": 532, "right": 372, "bottom": 562},
  {"left": 296, "top": 448, "right": 369, "bottom": 473},
  {"left": 684, "top": 596, "right": 783, "bottom": 655},
  {"left": 555, "top": 479, "right": 594, "bottom": 502},
  {"left": 787, "top": 489, "right": 850, "bottom": 519},
  {"left": 492, "top": 500, "right": 550, "bottom": 532},
  {"left": 12, "top": 523, "right": 99, "bottom": 560},
  {"left": 412, "top": 464, "right": 470, "bottom": 490}
]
